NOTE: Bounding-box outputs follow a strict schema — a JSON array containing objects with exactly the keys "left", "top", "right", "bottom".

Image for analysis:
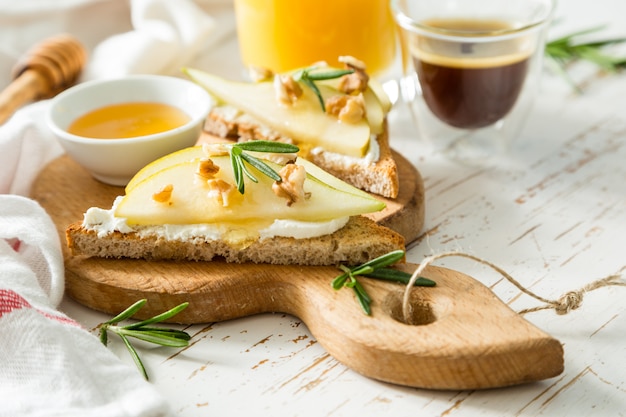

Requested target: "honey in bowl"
[
  {"left": 67, "top": 102, "right": 191, "bottom": 139},
  {"left": 411, "top": 19, "right": 530, "bottom": 129}
]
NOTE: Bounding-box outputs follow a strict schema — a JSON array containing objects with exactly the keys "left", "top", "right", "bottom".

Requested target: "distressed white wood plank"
[{"left": 57, "top": 0, "right": 626, "bottom": 415}]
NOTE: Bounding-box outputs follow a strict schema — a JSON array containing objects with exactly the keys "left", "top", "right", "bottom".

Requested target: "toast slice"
[
  {"left": 185, "top": 63, "right": 400, "bottom": 199},
  {"left": 65, "top": 144, "right": 405, "bottom": 266},
  {"left": 66, "top": 215, "right": 405, "bottom": 266},
  {"left": 203, "top": 110, "right": 399, "bottom": 198}
]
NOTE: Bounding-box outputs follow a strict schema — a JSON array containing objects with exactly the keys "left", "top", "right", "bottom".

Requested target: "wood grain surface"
[{"left": 31, "top": 151, "right": 563, "bottom": 390}]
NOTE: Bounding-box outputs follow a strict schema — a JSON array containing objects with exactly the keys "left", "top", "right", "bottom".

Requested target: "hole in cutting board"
[{"left": 383, "top": 290, "right": 436, "bottom": 325}]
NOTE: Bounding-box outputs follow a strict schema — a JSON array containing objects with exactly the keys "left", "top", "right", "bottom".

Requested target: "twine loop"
[
  {"left": 555, "top": 291, "right": 583, "bottom": 315},
  {"left": 402, "top": 251, "right": 626, "bottom": 324}
]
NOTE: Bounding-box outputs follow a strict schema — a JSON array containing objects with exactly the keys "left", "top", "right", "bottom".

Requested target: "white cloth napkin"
[
  {"left": 0, "top": 85, "right": 173, "bottom": 417},
  {"left": 0, "top": 0, "right": 229, "bottom": 415},
  {"left": 84, "top": 0, "right": 218, "bottom": 79},
  {"left": 0, "top": 195, "right": 171, "bottom": 417}
]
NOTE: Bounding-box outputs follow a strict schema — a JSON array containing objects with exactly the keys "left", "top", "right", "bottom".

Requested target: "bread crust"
[
  {"left": 66, "top": 216, "right": 405, "bottom": 266},
  {"left": 203, "top": 109, "right": 399, "bottom": 198}
]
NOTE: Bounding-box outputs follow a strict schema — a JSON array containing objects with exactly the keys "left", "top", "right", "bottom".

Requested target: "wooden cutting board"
[{"left": 31, "top": 151, "right": 564, "bottom": 390}]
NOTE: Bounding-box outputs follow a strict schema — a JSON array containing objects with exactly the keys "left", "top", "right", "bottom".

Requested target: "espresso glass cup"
[{"left": 392, "top": 0, "right": 555, "bottom": 163}]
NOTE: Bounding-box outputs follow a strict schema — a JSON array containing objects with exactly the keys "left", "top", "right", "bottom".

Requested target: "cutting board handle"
[{"left": 65, "top": 258, "right": 563, "bottom": 390}]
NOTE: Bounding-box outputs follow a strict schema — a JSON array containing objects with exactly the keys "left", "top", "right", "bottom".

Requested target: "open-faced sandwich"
[
  {"left": 66, "top": 142, "right": 404, "bottom": 265},
  {"left": 183, "top": 56, "right": 399, "bottom": 199}
]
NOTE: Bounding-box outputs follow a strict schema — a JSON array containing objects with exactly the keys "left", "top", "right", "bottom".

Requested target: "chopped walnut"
[
  {"left": 207, "top": 178, "right": 236, "bottom": 207},
  {"left": 339, "top": 55, "right": 367, "bottom": 70},
  {"left": 196, "top": 158, "right": 220, "bottom": 179},
  {"left": 263, "top": 152, "right": 297, "bottom": 165},
  {"left": 272, "top": 163, "right": 310, "bottom": 206},
  {"left": 248, "top": 65, "right": 274, "bottom": 82},
  {"left": 311, "top": 60, "right": 329, "bottom": 68},
  {"left": 338, "top": 55, "right": 369, "bottom": 94},
  {"left": 325, "top": 93, "right": 366, "bottom": 123},
  {"left": 274, "top": 74, "right": 303, "bottom": 105},
  {"left": 152, "top": 184, "right": 174, "bottom": 204},
  {"left": 202, "top": 143, "right": 229, "bottom": 157}
]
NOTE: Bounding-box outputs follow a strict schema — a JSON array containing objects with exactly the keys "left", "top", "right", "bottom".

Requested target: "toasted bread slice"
[
  {"left": 66, "top": 215, "right": 405, "bottom": 266},
  {"left": 203, "top": 108, "right": 399, "bottom": 198}
]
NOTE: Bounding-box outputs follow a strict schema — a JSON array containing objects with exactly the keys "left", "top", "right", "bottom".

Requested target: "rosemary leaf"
[
  {"left": 230, "top": 148, "right": 245, "bottom": 194},
  {"left": 350, "top": 265, "right": 375, "bottom": 276},
  {"left": 234, "top": 140, "right": 299, "bottom": 153},
  {"left": 136, "top": 326, "right": 193, "bottom": 340},
  {"left": 100, "top": 327, "right": 108, "bottom": 346},
  {"left": 119, "top": 334, "right": 148, "bottom": 380},
  {"left": 125, "top": 302, "right": 190, "bottom": 330},
  {"left": 364, "top": 268, "right": 436, "bottom": 287},
  {"left": 354, "top": 249, "right": 405, "bottom": 271},
  {"left": 331, "top": 273, "right": 349, "bottom": 290},
  {"left": 354, "top": 287, "right": 372, "bottom": 315},
  {"left": 353, "top": 280, "right": 372, "bottom": 304},
  {"left": 291, "top": 66, "right": 354, "bottom": 112},
  {"left": 103, "top": 299, "right": 146, "bottom": 325},
  {"left": 545, "top": 25, "right": 626, "bottom": 91},
  {"left": 225, "top": 141, "right": 300, "bottom": 194},
  {"left": 240, "top": 152, "right": 282, "bottom": 182},
  {"left": 118, "top": 329, "right": 190, "bottom": 347},
  {"left": 238, "top": 154, "right": 258, "bottom": 184},
  {"left": 331, "top": 250, "right": 436, "bottom": 315},
  {"left": 305, "top": 69, "right": 354, "bottom": 81},
  {"left": 97, "top": 300, "right": 191, "bottom": 381},
  {"left": 301, "top": 75, "right": 326, "bottom": 111}
]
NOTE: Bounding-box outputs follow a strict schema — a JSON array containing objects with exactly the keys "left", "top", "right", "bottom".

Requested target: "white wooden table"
[{"left": 59, "top": 1, "right": 626, "bottom": 415}]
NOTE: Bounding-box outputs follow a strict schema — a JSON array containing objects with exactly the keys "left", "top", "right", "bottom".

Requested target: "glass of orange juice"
[{"left": 233, "top": 0, "right": 397, "bottom": 77}]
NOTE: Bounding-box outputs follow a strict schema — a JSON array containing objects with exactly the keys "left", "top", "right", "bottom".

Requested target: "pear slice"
[
  {"left": 115, "top": 155, "right": 385, "bottom": 225},
  {"left": 183, "top": 68, "right": 371, "bottom": 158},
  {"left": 295, "top": 158, "right": 374, "bottom": 199},
  {"left": 125, "top": 146, "right": 205, "bottom": 193},
  {"left": 367, "top": 77, "right": 393, "bottom": 114},
  {"left": 363, "top": 88, "right": 385, "bottom": 135}
]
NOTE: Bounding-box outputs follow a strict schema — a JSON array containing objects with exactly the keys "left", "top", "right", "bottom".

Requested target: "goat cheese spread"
[{"left": 83, "top": 197, "right": 349, "bottom": 241}]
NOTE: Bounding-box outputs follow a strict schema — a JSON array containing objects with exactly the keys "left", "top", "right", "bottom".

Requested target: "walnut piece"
[
  {"left": 325, "top": 93, "right": 366, "bottom": 123},
  {"left": 339, "top": 55, "right": 367, "bottom": 70},
  {"left": 272, "top": 163, "right": 310, "bottom": 206},
  {"left": 152, "top": 184, "right": 174, "bottom": 204},
  {"left": 338, "top": 55, "right": 369, "bottom": 94},
  {"left": 207, "top": 178, "right": 236, "bottom": 207},
  {"left": 197, "top": 158, "right": 220, "bottom": 179},
  {"left": 263, "top": 152, "right": 297, "bottom": 165},
  {"left": 248, "top": 65, "right": 274, "bottom": 82},
  {"left": 274, "top": 74, "right": 303, "bottom": 105},
  {"left": 202, "top": 143, "right": 229, "bottom": 157}
]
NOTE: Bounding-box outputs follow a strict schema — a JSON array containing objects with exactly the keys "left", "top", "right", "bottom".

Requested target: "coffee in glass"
[{"left": 393, "top": 0, "right": 555, "bottom": 162}]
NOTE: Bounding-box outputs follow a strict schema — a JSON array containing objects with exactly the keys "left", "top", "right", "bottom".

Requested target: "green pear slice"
[
  {"left": 115, "top": 155, "right": 385, "bottom": 225},
  {"left": 183, "top": 68, "right": 371, "bottom": 158},
  {"left": 125, "top": 146, "right": 205, "bottom": 193},
  {"left": 295, "top": 158, "right": 374, "bottom": 199},
  {"left": 363, "top": 88, "right": 385, "bottom": 135},
  {"left": 367, "top": 77, "right": 393, "bottom": 114}
]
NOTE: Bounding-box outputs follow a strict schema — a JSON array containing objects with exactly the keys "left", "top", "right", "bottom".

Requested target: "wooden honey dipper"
[{"left": 0, "top": 34, "right": 87, "bottom": 125}]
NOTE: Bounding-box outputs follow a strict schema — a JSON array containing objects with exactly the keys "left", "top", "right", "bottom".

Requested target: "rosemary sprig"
[
  {"left": 98, "top": 299, "right": 191, "bottom": 380},
  {"left": 332, "top": 250, "right": 436, "bottom": 315},
  {"left": 226, "top": 140, "right": 300, "bottom": 194},
  {"left": 545, "top": 26, "right": 626, "bottom": 92},
  {"left": 292, "top": 66, "right": 354, "bottom": 112}
]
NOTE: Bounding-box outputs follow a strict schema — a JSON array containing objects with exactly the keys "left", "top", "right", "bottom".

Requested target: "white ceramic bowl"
[{"left": 46, "top": 75, "right": 212, "bottom": 186}]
